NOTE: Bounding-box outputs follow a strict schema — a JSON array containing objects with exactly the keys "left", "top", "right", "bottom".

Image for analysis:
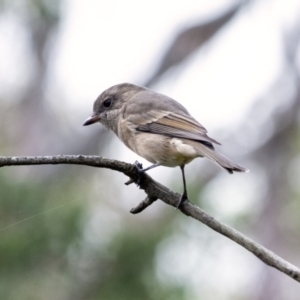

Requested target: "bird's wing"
[
  {"left": 122, "top": 90, "right": 221, "bottom": 146},
  {"left": 128, "top": 109, "right": 221, "bottom": 147}
]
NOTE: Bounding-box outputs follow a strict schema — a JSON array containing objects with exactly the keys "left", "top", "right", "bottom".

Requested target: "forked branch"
[{"left": 0, "top": 155, "right": 299, "bottom": 282}]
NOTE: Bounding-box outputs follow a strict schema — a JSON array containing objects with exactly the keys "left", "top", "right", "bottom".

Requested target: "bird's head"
[{"left": 83, "top": 83, "right": 145, "bottom": 131}]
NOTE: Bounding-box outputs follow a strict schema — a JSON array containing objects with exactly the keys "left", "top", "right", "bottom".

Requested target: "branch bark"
[{"left": 0, "top": 155, "right": 299, "bottom": 282}]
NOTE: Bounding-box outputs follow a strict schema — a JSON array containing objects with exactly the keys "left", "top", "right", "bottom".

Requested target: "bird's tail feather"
[{"left": 195, "top": 143, "right": 248, "bottom": 174}]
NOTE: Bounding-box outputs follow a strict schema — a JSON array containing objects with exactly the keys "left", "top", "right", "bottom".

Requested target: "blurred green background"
[{"left": 1, "top": 0, "right": 300, "bottom": 299}]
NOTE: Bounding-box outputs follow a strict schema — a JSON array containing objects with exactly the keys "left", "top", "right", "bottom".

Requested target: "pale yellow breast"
[{"left": 117, "top": 119, "right": 137, "bottom": 151}]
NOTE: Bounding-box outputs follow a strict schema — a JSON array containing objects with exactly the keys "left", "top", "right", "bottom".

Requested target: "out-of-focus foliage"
[
  {"left": 1, "top": 0, "right": 300, "bottom": 300},
  {"left": 0, "top": 174, "right": 83, "bottom": 299}
]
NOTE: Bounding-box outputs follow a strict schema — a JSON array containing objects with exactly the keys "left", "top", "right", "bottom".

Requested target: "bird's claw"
[
  {"left": 134, "top": 160, "right": 144, "bottom": 186},
  {"left": 134, "top": 161, "right": 143, "bottom": 172},
  {"left": 176, "top": 193, "right": 188, "bottom": 209}
]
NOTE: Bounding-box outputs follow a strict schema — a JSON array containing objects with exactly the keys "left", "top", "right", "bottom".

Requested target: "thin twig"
[
  {"left": 130, "top": 196, "right": 158, "bottom": 214},
  {"left": 0, "top": 155, "right": 299, "bottom": 282}
]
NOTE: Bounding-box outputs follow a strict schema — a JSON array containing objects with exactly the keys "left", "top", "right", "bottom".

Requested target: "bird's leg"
[
  {"left": 177, "top": 165, "right": 188, "bottom": 208},
  {"left": 134, "top": 161, "right": 160, "bottom": 185}
]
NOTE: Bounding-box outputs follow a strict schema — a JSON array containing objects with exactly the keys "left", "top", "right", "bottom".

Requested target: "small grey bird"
[{"left": 83, "top": 83, "right": 248, "bottom": 207}]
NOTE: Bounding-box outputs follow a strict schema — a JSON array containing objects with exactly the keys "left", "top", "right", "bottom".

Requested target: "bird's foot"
[
  {"left": 176, "top": 192, "right": 188, "bottom": 209},
  {"left": 134, "top": 160, "right": 144, "bottom": 186}
]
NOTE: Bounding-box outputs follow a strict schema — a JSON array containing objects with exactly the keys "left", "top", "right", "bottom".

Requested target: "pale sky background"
[
  {"left": 0, "top": 0, "right": 298, "bottom": 128},
  {"left": 1, "top": 0, "right": 300, "bottom": 298}
]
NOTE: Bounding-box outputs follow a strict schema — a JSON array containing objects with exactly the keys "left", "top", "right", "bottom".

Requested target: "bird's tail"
[{"left": 194, "top": 143, "right": 248, "bottom": 174}]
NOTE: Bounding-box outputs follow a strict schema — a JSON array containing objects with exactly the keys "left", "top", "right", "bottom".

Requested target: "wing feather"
[{"left": 133, "top": 111, "right": 221, "bottom": 146}]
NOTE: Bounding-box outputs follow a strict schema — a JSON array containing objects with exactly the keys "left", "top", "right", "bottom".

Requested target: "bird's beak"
[{"left": 83, "top": 114, "right": 100, "bottom": 126}]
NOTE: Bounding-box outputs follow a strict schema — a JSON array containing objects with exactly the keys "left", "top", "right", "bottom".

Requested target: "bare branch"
[
  {"left": 0, "top": 155, "right": 299, "bottom": 282},
  {"left": 130, "top": 196, "right": 158, "bottom": 214}
]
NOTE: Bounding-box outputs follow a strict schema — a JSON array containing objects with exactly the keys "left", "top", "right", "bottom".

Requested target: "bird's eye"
[{"left": 103, "top": 98, "right": 112, "bottom": 108}]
